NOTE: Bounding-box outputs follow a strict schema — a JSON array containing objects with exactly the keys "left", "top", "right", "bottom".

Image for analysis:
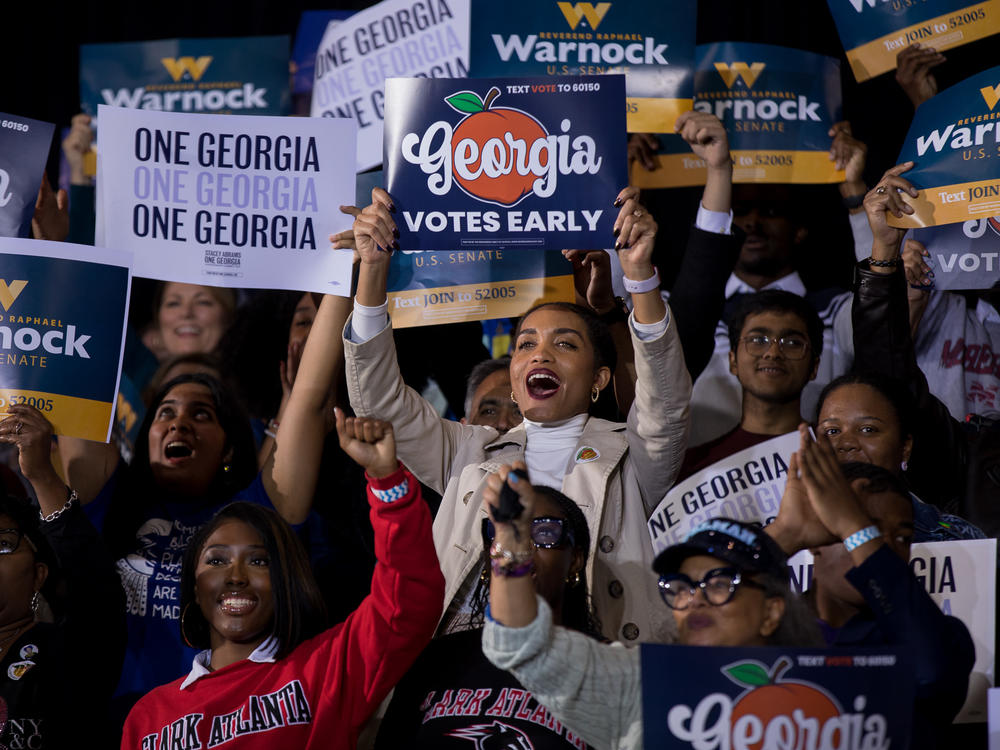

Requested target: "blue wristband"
[
  {"left": 843, "top": 525, "right": 881, "bottom": 552},
  {"left": 371, "top": 477, "right": 409, "bottom": 503}
]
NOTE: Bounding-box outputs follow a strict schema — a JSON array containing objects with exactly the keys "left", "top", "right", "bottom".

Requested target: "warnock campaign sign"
[
  {"left": 632, "top": 43, "right": 844, "bottom": 189},
  {"left": 0, "top": 114, "right": 54, "bottom": 238},
  {"left": 912, "top": 217, "right": 1000, "bottom": 288},
  {"left": 647, "top": 431, "right": 799, "bottom": 555},
  {"left": 641, "top": 645, "right": 914, "bottom": 748},
  {"left": 80, "top": 36, "right": 290, "bottom": 118},
  {"left": 310, "top": 0, "right": 470, "bottom": 171},
  {"left": 0, "top": 238, "right": 130, "bottom": 442},
  {"left": 386, "top": 249, "right": 574, "bottom": 327},
  {"left": 469, "top": 0, "right": 695, "bottom": 133},
  {"left": 890, "top": 64, "right": 1000, "bottom": 229},
  {"left": 95, "top": 105, "right": 357, "bottom": 295},
  {"left": 788, "top": 538, "right": 996, "bottom": 724},
  {"left": 828, "top": 0, "right": 1000, "bottom": 83},
  {"left": 384, "top": 75, "right": 627, "bottom": 251}
]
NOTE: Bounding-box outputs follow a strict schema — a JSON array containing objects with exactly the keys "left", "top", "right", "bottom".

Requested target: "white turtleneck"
[{"left": 522, "top": 413, "right": 588, "bottom": 489}]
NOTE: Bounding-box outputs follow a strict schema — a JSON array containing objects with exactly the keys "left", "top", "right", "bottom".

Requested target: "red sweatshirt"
[{"left": 121, "top": 466, "right": 444, "bottom": 750}]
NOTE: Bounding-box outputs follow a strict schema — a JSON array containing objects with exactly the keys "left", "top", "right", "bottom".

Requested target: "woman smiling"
[{"left": 120, "top": 412, "right": 444, "bottom": 750}]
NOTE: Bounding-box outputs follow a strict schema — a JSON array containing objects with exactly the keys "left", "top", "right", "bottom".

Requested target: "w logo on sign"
[
  {"left": 160, "top": 56, "right": 213, "bottom": 82},
  {"left": 981, "top": 83, "right": 1000, "bottom": 111},
  {"left": 714, "top": 62, "right": 766, "bottom": 89},
  {"left": 557, "top": 2, "right": 611, "bottom": 30},
  {"left": 0, "top": 280, "right": 27, "bottom": 312}
]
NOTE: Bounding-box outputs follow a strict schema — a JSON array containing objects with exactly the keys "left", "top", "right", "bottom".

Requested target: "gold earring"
[
  {"left": 566, "top": 571, "right": 581, "bottom": 586},
  {"left": 180, "top": 602, "right": 198, "bottom": 648},
  {"left": 591, "top": 386, "right": 600, "bottom": 403},
  {"left": 510, "top": 391, "right": 517, "bottom": 405}
]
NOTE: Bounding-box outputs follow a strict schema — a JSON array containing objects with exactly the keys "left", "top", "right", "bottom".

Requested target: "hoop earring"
[
  {"left": 510, "top": 391, "right": 517, "bottom": 405},
  {"left": 566, "top": 571, "right": 581, "bottom": 587},
  {"left": 30, "top": 590, "right": 39, "bottom": 614},
  {"left": 900, "top": 460, "right": 909, "bottom": 472},
  {"left": 180, "top": 602, "right": 198, "bottom": 648},
  {"left": 591, "top": 386, "right": 600, "bottom": 403}
]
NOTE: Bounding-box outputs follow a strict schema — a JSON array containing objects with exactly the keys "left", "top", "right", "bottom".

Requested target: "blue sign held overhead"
[
  {"left": 0, "top": 114, "right": 55, "bottom": 238},
  {"left": 384, "top": 75, "right": 627, "bottom": 251}
]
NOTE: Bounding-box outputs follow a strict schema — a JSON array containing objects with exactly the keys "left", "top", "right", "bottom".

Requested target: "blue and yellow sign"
[
  {"left": 632, "top": 43, "right": 844, "bottom": 188},
  {"left": 386, "top": 249, "right": 574, "bottom": 328},
  {"left": 827, "top": 0, "right": 1000, "bottom": 82},
  {"left": 0, "top": 239, "right": 131, "bottom": 441},
  {"left": 80, "top": 36, "right": 291, "bottom": 117},
  {"left": 891, "top": 64, "right": 1000, "bottom": 228},
  {"left": 469, "top": 0, "right": 696, "bottom": 133}
]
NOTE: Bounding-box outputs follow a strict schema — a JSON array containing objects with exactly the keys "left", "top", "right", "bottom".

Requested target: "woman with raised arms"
[{"left": 120, "top": 412, "right": 444, "bottom": 750}]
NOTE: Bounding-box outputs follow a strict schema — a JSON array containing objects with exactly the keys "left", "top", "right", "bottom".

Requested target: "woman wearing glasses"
[
  {"left": 480, "top": 449, "right": 830, "bottom": 750},
  {"left": 0, "top": 490, "right": 124, "bottom": 749},
  {"left": 374, "top": 486, "right": 601, "bottom": 748}
]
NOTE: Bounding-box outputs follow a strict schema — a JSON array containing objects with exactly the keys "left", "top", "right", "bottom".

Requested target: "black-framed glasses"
[
  {"left": 657, "top": 567, "right": 766, "bottom": 610},
  {"left": 482, "top": 517, "right": 575, "bottom": 549},
  {"left": 0, "top": 528, "right": 35, "bottom": 555},
  {"left": 740, "top": 334, "right": 810, "bottom": 360}
]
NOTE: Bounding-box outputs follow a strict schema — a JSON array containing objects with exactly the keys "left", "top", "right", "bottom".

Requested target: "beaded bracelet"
[
  {"left": 866, "top": 257, "right": 899, "bottom": 268},
  {"left": 492, "top": 558, "right": 535, "bottom": 578}
]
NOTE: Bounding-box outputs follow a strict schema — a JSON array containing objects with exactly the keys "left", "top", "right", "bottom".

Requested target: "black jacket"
[{"left": 852, "top": 264, "right": 1000, "bottom": 535}]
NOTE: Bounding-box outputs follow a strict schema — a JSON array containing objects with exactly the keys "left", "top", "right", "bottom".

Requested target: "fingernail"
[
  {"left": 613, "top": 227, "right": 620, "bottom": 237},
  {"left": 389, "top": 203, "right": 396, "bottom": 212},
  {"left": 392, "top": 240, "right": 400, "bottom": 250},
  {"left": 392, "top": 227, "right": 400, "bottom": 238},
  {"left": 614, "top": 241, "right": 621, "bottom": 250},
  {"left": 613, "top": 197, "right": 623, "bottom": 206},
  {"left": 928, "top": 271, "right": 935, "bottom": 277},
  {"left": 508, "top": 473, "right": 519, "bottom": 485}
]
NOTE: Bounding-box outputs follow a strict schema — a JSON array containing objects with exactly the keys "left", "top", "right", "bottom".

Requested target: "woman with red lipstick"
[
  {"left": 120, "top": 412, "right": 444, "bottom": 750},
  {"left": 344, "top": 182, "right": 700, "bottom": 645}
]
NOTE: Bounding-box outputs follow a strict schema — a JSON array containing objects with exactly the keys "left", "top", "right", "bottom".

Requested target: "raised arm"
[
  {"left": 482, "top": 465, "right": 641, "bottom": 749},
  {"left": 0, "top": 405, "right": 77, "bottom": 515},
  {"left": 344, "top": 188, "right": 482, "bottom": 491},
  {"left": 613, "top": 188, "right": 692, "bottom": 511},
  {"left": 666, "top": 112, "right": 739, "bottom": 379},
  {"left": 333, "top": 410, "right": 444, "bottom": 724},
  {"left": 854, "top": 166, "right": 967, "bottom": 507}
]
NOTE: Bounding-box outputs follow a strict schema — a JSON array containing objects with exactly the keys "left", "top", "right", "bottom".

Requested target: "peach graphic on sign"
[
  {"left": 445, "top": 86, "right": 548, "bottom": 206},
  {"left": 726, "top": 657, "right": 840, "bottom": 749}
]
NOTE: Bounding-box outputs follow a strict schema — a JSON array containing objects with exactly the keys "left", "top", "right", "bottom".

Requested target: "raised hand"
[
  {"left": 896, "top": 43, "right": 945, "bottom": 109},
  {"left": 353, "top": 188, "right": 398, "bottom": 265},
  {"left": 562, "top": 249, "right": 615, "bottom": 313},
  {"left": 864, "top": 163, "right": 919, "bottom": 256},
  {"left": 31, "top": 178, "right": 69, "bottom": 242},
  {"left": 675, "top": 111, "right": 730, "bottom": 170},
  {"left": 335, "top": 408, "right": 398, "bottom": 479},
  {"left": 797, "top": 426, "right": 872, "bottom": 543},
  {"left": 482, "top": 461, "right": 535, "bottom": 551},
  {"left": 627, "top": 132, "right": 660, "bottom": 172},
  {"left": 828, "top": 121, "right": 867, "bottom": 202}
]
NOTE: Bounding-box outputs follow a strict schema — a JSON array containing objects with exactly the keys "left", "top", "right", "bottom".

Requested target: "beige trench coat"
[{"left": 344, "top": 311, "right": 690, "bottom": 643}]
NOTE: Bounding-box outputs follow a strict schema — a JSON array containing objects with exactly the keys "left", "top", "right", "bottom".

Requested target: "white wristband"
[
  {"left": 623, "top": 267, "right": 660, "bottom": 294},
  {"left": 843, "top": 524, "right": 881, "bottom": 552}
]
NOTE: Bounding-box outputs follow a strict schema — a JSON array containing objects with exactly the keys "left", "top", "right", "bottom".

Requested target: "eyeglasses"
[
  {"left": 657, "top": 567, "right": 766, "bottom": 610},
  {"left": 740, "top": 334, "right": 810, "bottom": 360},
  {"left": 482, "top": 517, "right": 575, "bottom": 549},
  {"left": 0, "top": 529, "right": 36, "bottom": 556}
]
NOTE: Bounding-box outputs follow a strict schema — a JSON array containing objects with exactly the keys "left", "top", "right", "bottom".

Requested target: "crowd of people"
[{"left": 0, "top": 34, "right": 995, "bottom": 750}]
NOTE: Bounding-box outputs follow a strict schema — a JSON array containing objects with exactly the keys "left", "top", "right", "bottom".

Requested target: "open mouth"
[
  {"left": 164, "top": 441, "right": 194, "bottom": 460},
  {"left": 175, "top": 325, "right": 202, "bottom": 336},
  {"left": 756, "top": 365, "right": 787, "bottom": 375},
  {"left": 219, "top": 594, "right": 257, "bottom": 615},
  {"left": 526, "top": 369, "right": 561, "bottom": 400}
]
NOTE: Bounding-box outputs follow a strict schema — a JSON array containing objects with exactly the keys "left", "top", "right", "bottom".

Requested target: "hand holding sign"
[
  {"left": 895, "top": 43, "right": 946, "bottom": 110},
  {"left": 865, "top": 163, "right": 919, "bottom": 255},
  {"left": 562, "top": 250, "right": 615, "bottom": 314},
  {"left": 0, "top": 405, "right": 68, "bottom": 515}
]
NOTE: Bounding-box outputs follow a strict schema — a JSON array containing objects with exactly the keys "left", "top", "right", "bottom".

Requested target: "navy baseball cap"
[{"left": 652, "top": 518, "right": 788, "bottom": 580}]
